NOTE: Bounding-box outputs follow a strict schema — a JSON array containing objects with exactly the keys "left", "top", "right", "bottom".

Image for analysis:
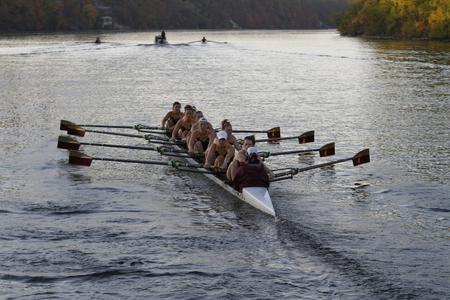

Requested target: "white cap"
[
  {"left": 217, "top": 130, "right": 228, "bottom": 140},
  {"left": 199, "top": 117, "right": 208, "bottom": 123},
  {"left": 247, "top": 147, "right": 258, "bottom": 156}
]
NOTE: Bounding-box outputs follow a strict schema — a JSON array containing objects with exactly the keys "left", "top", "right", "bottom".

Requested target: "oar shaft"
[
  {"left": 92, "top": 157, "right": 169, "bottom": 166},
  {"left": 273, "top": 157, "right": 352, "bottom": 178},
  {"left": 256, "top": 136, "right": 297, "bottom": 143},
  {"left": 91, "top": 157, "right": 201, "bottom": 168},
  {"left": 136, "top": 129, "right": 168, "bottom": 134},
  {"left": 295, "top": 157, "right": 351, "bottom": 172},
  {"left": 233, "top": 129, "right": 268, "bottom": 133},
  {"left": 80, "top": 124, "right": 135, "bottom": 129},
  {"left": 268, "top": 148, "right": 318, "bottom": 157},
  {"left": 85, "top": 129, "right": 143, "bottom": 138},
  {"left": 80, "top": 142, "right": 157, "bottom": 151}
]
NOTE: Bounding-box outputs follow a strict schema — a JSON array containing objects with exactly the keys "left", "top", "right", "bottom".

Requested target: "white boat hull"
[{"left": 242, "top": 187, "right": 275, "bottom": 216}]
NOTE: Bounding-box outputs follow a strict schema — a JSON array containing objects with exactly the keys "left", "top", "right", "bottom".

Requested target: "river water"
[{"left": 0, "top": 30, "right": 449, "bottom": 299}]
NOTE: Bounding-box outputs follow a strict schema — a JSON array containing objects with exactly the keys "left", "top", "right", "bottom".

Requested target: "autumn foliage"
[{"left": 337, "top": 0, "right": 450, "bottom": 39}]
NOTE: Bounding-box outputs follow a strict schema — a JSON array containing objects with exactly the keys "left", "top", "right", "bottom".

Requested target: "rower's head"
[
  {"left": 242, "top": 135, "right": 256, "bottom": 150},
  {"left": 199, "top": 117, "right": 208, "bottom": 129},
  {"left": 194, "top": 110, "right": 204, "bottom": 121},
  {"left": 184, "top": 105, "right": 194, "bottom": 118},
  {"left": 247, "top": 147, "right": 260, "bottom": 164},
  {"left": 172, "top": 101, "right": 181, "bottom": 112},
  {"left": 217, "top": 130, "right": 228, "bottom": 145},
  {"left": 221, "top": 119, "right": 232, "bottom": 134}
]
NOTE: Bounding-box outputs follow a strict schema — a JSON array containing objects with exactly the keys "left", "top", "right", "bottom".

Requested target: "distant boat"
[{"left": 154, "top": 35, "right": 168, "bottom": 45}]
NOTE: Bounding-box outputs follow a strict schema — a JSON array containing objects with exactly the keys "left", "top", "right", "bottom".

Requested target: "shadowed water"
[{"left": 0, "top": 30, "right": 449, "bottom": 299}]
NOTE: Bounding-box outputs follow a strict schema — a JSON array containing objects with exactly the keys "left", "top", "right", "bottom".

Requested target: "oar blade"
[
  {"left": 298, "top": 131, "right": 314, "bottom": 144},
  {"left": 68, "top": 150, "right": 92, "bottom": 166},
  {"left": 67, "top": 125, "right": 86, "bottom": 137},
  {"left": 352, "top": 149, "right": 370, "bottom": 166},
  {"left": 267, "top": 127, "right": 281, "bottom": 139},
  {"left": 319, "top": 142, "right": 335, "bottom": 157},
  {"left": 57, "top": 135, "right": 81, "bottom": 150},
  {"left": 60, "top": 120, "right": 76, "bottom": 131}
]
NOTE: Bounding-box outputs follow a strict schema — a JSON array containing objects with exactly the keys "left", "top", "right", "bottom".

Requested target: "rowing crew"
[{"left": 161, "top": 102, "right": 271, "bottom": 192}]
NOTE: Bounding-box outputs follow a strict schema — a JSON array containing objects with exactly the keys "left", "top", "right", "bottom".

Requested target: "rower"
[
  {"left": 204, "top": 130, "right": 234, "bottom": 171},
  {"left": 221, "top": 119, "right": 241, "bottom": 150},
  {"left": 188, "top": 117, "right": 215, "bottom": 155},
  {"left": 171, "top": 104, "right": 194, "bottom": 141},
  {"left": 231, "top": 147, "right": 270, "bottom": 193},
  {"left": 161, "top": 101, "right": 183, "bottom": 133},
  {"left": 226, "top": 135, "right": 255, "bottom": 181},
  {"left": 201, "top": 37, "right": 207, "bottom": 43},
  {"left": 95, "top": 37, "right": 101, "bottom": 44},
  {"left": 161, "top": 30, "right": 166, "bottom": 40}
]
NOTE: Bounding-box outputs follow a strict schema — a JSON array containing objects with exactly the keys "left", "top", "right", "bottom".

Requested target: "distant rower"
[
  {"left": 95, "top": 37, "right": 101, "bottom": 44},
  {"left": 201, "top": 37, "right": 207, "bottom": 43}
]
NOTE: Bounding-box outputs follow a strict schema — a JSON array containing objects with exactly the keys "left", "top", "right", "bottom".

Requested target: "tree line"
[
  {"left": 100, "top": 0, "right": 350, "bottom": 29},
  {"left": 0, "top": 0, "right": 350, "bottom": 32},
  {"left": 0, "top": 0, "right": 97, "bottom": 31},
  {"left": 336, "top": 0, "right": 449, "bottom": 39}
]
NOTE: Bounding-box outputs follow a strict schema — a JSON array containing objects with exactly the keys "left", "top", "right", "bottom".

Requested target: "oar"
[
  {"left": 62, "top": 125, "right": 183, "bottom": 146},
  {"left": 256, "top": 130, "right": 314, "bottom": 144},
  {"left": 57, "top": 135, "right": 184, "bottom": 153},
  {"left": 271, "top": 148, "right": 370, "bottom": 180},
  {"left": 68, "top": 150, "right": 199, "bottom": 168},
  {"left": 57, "top": 135, "right": 160, "bottom": 151},
  {"left": 60, "top": 120, "right": 163, "bottom": 131},
  {"left": 135, "top": 129, "right": 170, "bottom": 135},
  {"left": 233, "top": 127, "right": 281, "bottom": 139},
  {"left": 259, "top": 142, "right": 335, "bottom": 158},
  {"left": 67, "top": 150, "right": 218, "bottom": 174}
]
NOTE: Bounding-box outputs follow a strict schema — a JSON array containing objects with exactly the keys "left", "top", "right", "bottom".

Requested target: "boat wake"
[{"left": 275, "top": 217, "right": 428, "bottom": 299}]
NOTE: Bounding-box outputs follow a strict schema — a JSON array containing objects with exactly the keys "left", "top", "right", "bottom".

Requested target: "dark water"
[{"left": 0, "top": 30, "right": 449, "bottom": 299}]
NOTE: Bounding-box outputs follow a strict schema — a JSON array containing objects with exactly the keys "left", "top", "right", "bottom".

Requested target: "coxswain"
[
  {"left": 171, "top": 104, "right": 194, "bottom": 141},
  {"left": 226, "top": 135, "right": 255, "bottom": 181},
  {"left": 188, "top": 117, "right": 215, "bottom": 155},
  {"left": 221, "top": 119, "right": 241, "bottom": 151},
  {"left": 201, "top": 37, "right": 207, "bottom": 43},
  {"left": 204, "top": 130, "right": 234, "bottom": 171},
  {"left": 231, "top": 147, "right": 270, "bottom": 193},
  {"left": 161, "top": 101, "right": 183, "bottom": 133}
]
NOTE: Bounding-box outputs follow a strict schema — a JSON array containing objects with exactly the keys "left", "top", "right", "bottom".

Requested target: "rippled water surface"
[{"left": 1, "top": 30, "right": 449, "bottom": 299}]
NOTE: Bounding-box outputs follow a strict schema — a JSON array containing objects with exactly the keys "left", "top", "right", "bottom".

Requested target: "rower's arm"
[
  {"left": 263, "top": 163, "right": 274, "bottom": 180},
  {"left": 161, "top": 112, "right": 171, "bottom": 128},
  {"left": 232, "top": 137, "right": 242, "bottom": 151},
  {"left": 171, "top": 119, "right": 182, "bottom": 139},
  {"left": 223, "top": 146, "right": 235, "bottom": 167},
  {"left": 188, "top": 132, "right": 196, "bottom": 152}
]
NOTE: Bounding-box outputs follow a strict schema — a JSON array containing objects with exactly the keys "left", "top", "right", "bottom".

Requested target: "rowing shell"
[{"left": 169, "top": 142, "right": 276, "bottom": 216}]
